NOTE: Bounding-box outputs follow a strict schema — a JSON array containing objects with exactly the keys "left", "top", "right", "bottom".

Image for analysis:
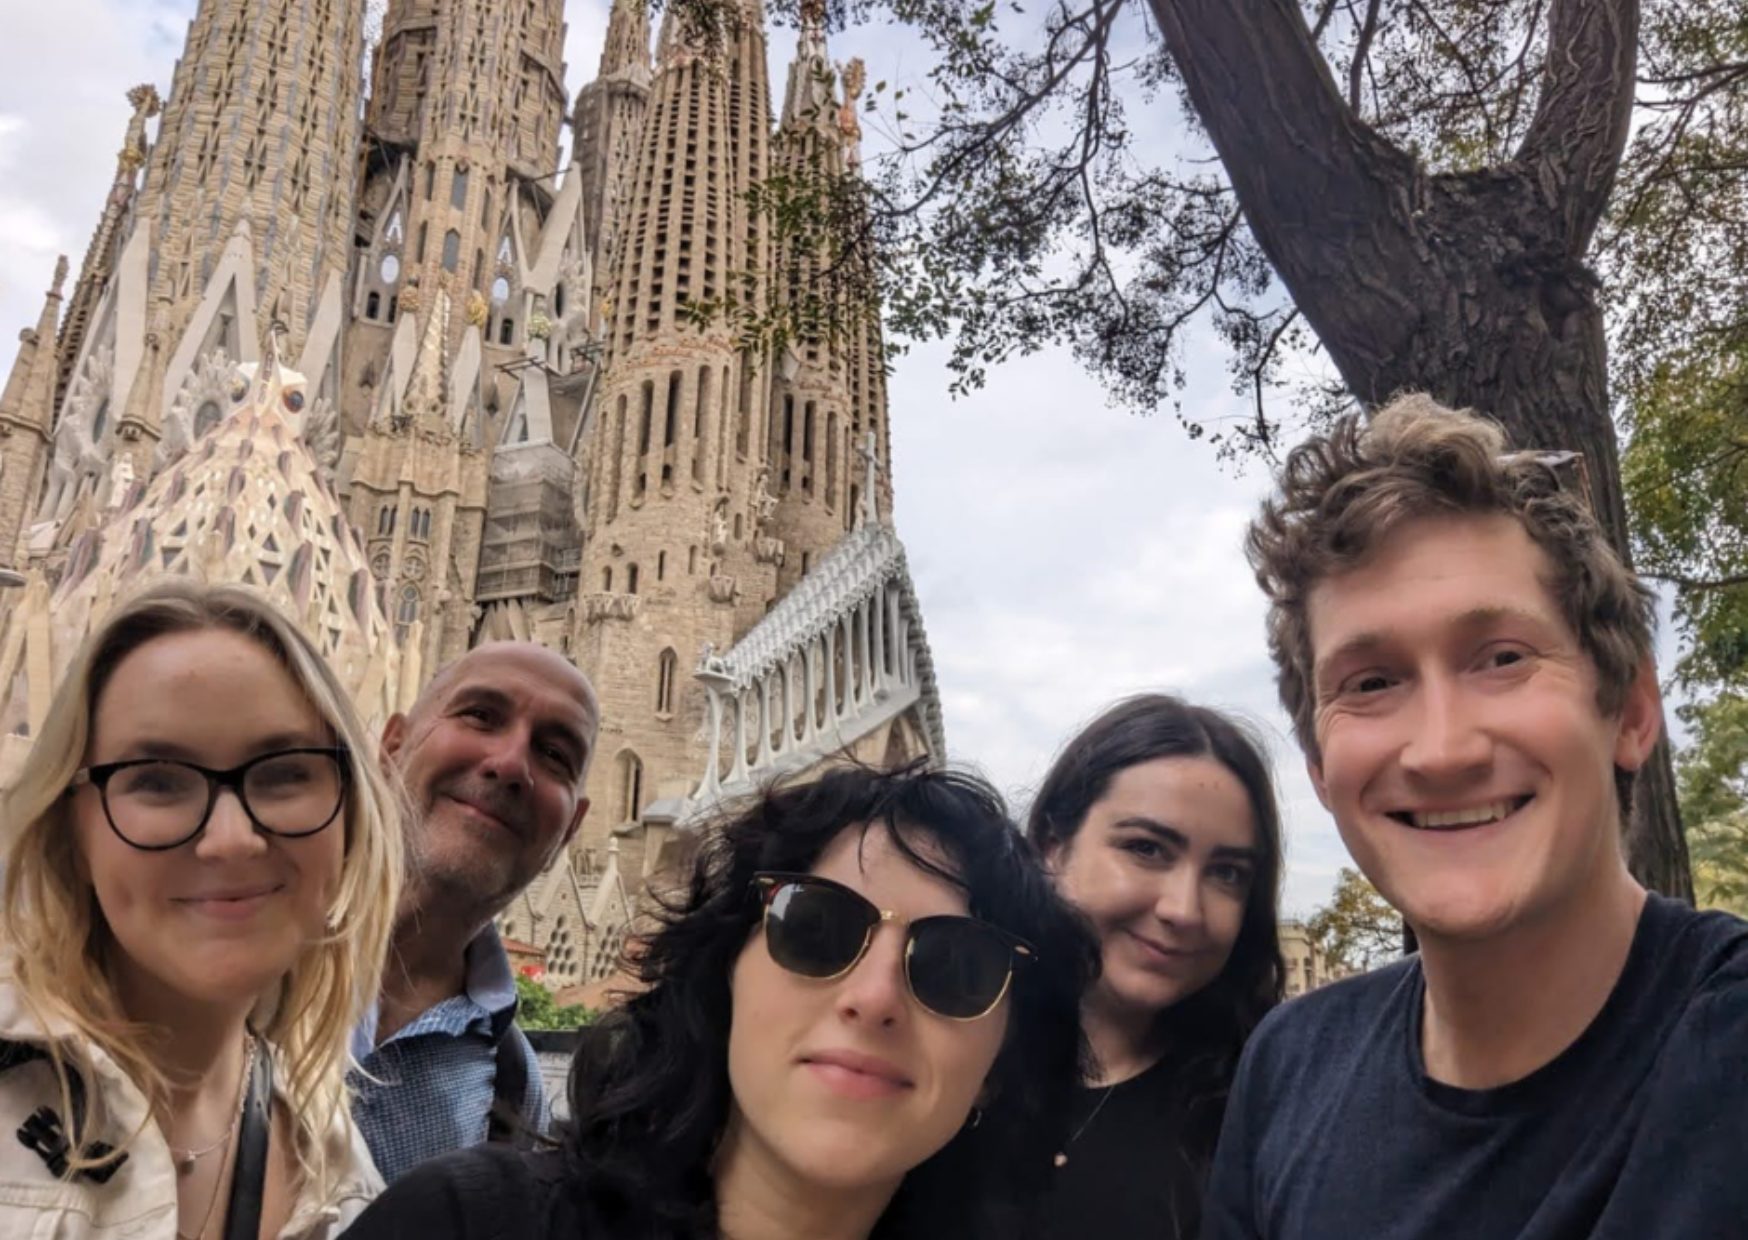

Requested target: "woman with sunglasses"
[
  {"left": 1028, "top": 694, "right": 1285, "bottom": 1239},
  {"left": 343, "top": 762, "right": 1095, "bottom": 1240},
  {"left": 0, "top": 580, "right": 401, "bottom": 1239}
]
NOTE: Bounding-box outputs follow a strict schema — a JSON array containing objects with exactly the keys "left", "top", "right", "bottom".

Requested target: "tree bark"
[{"left": 1145, "top": 0, "right": 1691, "bottom": 898}]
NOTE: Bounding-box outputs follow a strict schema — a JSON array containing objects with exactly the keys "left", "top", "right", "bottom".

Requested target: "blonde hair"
[{"left": 0, "top": 579, "right": 402, "bottom": 1195}]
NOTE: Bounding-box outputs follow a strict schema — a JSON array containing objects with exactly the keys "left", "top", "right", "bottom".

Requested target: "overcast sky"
[{"left": 0, "top": 0, "right": 1691, "bottom": 915}]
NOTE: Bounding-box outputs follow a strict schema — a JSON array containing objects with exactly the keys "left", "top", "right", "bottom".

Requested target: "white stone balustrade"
[{"left": 691, "top": 519, "right": 943, "bottom": 802}]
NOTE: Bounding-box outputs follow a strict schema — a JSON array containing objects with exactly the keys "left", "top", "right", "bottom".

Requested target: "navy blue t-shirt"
[{"left": 1203, "top": 894, "right": 1748, "bottom": 1239}]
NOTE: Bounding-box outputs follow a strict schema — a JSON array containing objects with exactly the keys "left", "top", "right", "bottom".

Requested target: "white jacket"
[{"left": 0, "top": 977, "right": 381, "bottom": 1239}]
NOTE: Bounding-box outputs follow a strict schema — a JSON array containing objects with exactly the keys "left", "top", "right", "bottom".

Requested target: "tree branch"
[
  {"left": 1141, "top": 0, "right": 1421, "bottom": 396},
  {"left": 1515, "top": 0, "right": 1640, "bottom": 253},
  {"left": 1643, "top": 570, "right": 1748, "bottom": 591},
  {"left": 1349, "top": 0, "right": 1382, "bottom": 112}
]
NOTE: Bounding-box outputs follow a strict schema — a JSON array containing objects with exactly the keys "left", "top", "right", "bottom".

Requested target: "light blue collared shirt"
[{"left": 349, "top": 926, "right": 546, "bottom": 1184}]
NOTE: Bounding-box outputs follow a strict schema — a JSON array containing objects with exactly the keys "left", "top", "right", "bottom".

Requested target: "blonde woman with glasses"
[{"left": 0, "top": 580, "right": 401, "bottom": 1239}]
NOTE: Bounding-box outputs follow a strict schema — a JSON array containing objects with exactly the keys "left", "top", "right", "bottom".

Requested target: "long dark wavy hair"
[
  {"left": 556, "top": 762, "right": 1097, "bottom": 1239},
  {"left": 1026, "top": 694, "right": 1285, "bottom": 1171}
]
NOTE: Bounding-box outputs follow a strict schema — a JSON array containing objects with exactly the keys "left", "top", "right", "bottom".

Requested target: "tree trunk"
[{"left": 1146, "top": 0, "right": 1692, "bottom": 898}]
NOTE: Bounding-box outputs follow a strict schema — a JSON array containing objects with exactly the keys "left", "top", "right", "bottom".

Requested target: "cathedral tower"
[
  {"left": 347, "top": 0, "right": 569, "bottom": 407},
  {"left": 573, "top": 0, "right": 783, "bottom": 853},
  {"left": 344, "top": 290, "right": 490, "bottom": 681},
  {"left": 763, "top": 7, "right": 880, "bottom": 593},
  {"left": 570, "top": 0, "right": 652, "bottom": 329}
]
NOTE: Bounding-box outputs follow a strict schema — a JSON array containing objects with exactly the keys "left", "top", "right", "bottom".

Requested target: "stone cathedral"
[{"left": 0, "top": 0, "right": 944, "bottom": 990}]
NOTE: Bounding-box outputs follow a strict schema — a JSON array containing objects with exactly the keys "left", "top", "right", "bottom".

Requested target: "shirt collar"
[
  {"left": 351, "top": 924, "right": 519, "bottom": 1058},
  {"left": 464, "top": 923, "right": 518, "bottom": 1015}
]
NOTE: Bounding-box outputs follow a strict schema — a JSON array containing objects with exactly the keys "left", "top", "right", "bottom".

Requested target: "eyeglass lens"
[
  {"left": 762, "top": 877, "right": 1014, "bottom": 1019},
  {"left": 103, "top": 752, "right": 344, "bottom": 847}
]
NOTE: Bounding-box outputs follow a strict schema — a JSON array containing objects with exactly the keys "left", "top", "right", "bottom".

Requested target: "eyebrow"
[
  {"left": 447, "top": 683, "right": 512, "bottom": 711},
  {"left": 109, "top": 730, "right": 332, "bottom": 763},
  {"left": 1315, "top": 605, "right": 1556, "bottom": 686},
  {"left": 451, "top": 684, "right": 593, "bottom": 756},
  {"left": 1111, "top": 816, "right": 1259, "bottom": 863}
]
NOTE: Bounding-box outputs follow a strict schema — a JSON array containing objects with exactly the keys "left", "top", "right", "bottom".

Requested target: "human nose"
[
  {"left": 1153, "top": 864, "right": 1206, "bottom": 931},
  {"left": 833, "top": 921, "right": 909, "bottom": 1028},
  {"left": 192, "top": 787, "right": 267, "bottom": 859},
  {"left": 1399, "top": 672, "right": 1491, "bottom": 782},
  {"left": 478, "top": 724, "right": 533, "bottom": 791}
]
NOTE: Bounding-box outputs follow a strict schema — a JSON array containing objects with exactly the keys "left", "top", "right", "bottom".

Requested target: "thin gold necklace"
[
  {"left": 1052, "top": 1081, "right": 1117, "bottom": 1168},
  {"left": 174, "top": 1033, "right": 256, "bottom": 1240}
]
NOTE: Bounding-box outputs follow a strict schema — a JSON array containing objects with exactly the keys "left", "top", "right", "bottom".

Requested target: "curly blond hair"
[{"left": 1246, "top": 393, "right": 1654, "bottom": 763}]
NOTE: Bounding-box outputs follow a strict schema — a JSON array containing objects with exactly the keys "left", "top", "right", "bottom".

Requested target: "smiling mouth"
[
  {"left": 448, "top": 795, "right": 514, "bottom": 833},
  {"left": 1128, "top": 931, "right": 1193, "bottom": 963},
  {"left": 1387, "top": 796, "right": 1533, "bottom": 831},
  {"left": 176, "top": 885, "right": 284, "bottom": 912}
]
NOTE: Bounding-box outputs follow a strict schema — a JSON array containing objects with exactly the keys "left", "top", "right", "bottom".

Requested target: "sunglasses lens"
[
  {"left": 764, "top": 880, "right": 874, "bottom": 979},
  {"left": 908, "top": 919, "right": 1015, "bottom": 1019}
]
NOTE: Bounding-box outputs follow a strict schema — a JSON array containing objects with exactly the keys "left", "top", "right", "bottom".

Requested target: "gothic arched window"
[
  {"left": 194, "top": 400, "right": 222, "bottom": 439},
  {"left": 442, "top": 230, "right": 461, "bottom": 273},
  {"left": 656, "top": 648, "right": 678, "bottom": 716},
  {"left": 618, "top": 751, "right": 645, "bottom": 824},
  {"left": 366, "top": 291, "right": 381, "bottom": 320}
]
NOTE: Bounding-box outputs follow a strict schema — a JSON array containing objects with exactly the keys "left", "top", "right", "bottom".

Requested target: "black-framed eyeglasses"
[
  {"left": 70, "top": 747, "right": 350, "bottom": 852},
  {"left": 752, "top": 872, "right": 1035, "bottom": 1021}
]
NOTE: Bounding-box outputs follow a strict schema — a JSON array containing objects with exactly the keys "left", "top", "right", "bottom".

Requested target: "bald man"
[{"left": 351, "top": 642, "right": 599, "bottom": 1183}]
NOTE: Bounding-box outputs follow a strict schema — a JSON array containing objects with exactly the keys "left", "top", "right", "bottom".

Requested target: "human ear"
[
  {"left": 562, "top": 796, "right": 589, "bottom": 849},
  {"left": 1611, "top": 660, "right": 1663, "bottom": 773},
  {"left": 1306, "top": 756, "right": 1332, "bottom": 812},
  {"left": 379, "top": 713, "right": 408, "bottom": 774}
]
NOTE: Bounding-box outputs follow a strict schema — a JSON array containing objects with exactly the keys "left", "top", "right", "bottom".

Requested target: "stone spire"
[
  {"left": 600, "top": 0, "right": 653, "bottom": 84},
  {"left": 0, "top": 259, "right": 70, "bottom": 570},
  {"left": 130, "top": 0, "right": 369, "bottom": 381},
  {"left": 356, "top": 0, "right": 567, "bottom": 359},
  {"left": 56, "top": 85, "right": 158, "bottom": 411},
  {"left": 573, "top": 0, "right": 654, "bottom": 318},
  {"left": 764, "top": 9, "right": 873, "bottom": 592},
  {"left": 403, "top": 292, "right": 453, "bottom": 436},
  {"left": 0, "top": 259, "right": 67, "bottom": 431},
  {"left": 781, "top": 0, "right": 836, "bottom": 132}
]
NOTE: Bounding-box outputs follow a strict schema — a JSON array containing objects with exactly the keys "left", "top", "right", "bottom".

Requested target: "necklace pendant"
[
  {"left": 177, "top": 1152, "right": 196, "bottom": 1174},
  {"left": 1053, "top": 1152, "right": 1068, "bottom": 1168}
]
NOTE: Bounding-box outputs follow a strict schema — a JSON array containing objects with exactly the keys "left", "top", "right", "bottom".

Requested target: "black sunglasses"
[
  {"left": 752, "top": 872, "right": 1034, "bottom": 1021},
  {"left": 70, "top": 747, "right": 350, "bottom": 852}
]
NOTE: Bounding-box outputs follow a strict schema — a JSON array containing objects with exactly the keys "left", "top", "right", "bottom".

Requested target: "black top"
[
  {"left": 342, "top": 1144, "right": 580, "bottom": 1240},
  {"left": 1203, "top": 894, "right": 1748, "bottom": 1239},
  {"left": 1037, "top": 1052, "right": 1209, "bottom": 1240}
]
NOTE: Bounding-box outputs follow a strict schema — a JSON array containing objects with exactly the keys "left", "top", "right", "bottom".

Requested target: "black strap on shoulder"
[
  {"left": 221, "top": 1035, "right": 272, "bottom": 1240},
  {"left": 485, "top": 1000, "right": 532, "bottom": 1146}
]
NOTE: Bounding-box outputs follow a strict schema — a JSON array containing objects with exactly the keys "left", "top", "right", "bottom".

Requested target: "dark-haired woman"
[
  {"left": 342, "top": 763, "right": 1096, "bottom": 1240},
  {"left": 1028, "top": 694, "right": 1285, "bottom": 1240}
]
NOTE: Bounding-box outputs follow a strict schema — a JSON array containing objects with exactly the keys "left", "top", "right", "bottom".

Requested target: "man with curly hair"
[{"left": 1203, "top": 394, "right": 1748, "bottom": 1238}]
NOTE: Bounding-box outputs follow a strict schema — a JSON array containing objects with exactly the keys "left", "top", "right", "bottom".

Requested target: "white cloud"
[{"left": 0, "top": 0, "right": 1362, "bottom": 917}]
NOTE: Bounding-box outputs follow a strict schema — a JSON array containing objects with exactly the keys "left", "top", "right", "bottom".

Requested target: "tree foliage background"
[
  {"left": 514, "top": 971, "right": 597, "bottom": 1031},
  {"left": 1306, "top": 867, "right": 1404, "bottom": 975}
]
